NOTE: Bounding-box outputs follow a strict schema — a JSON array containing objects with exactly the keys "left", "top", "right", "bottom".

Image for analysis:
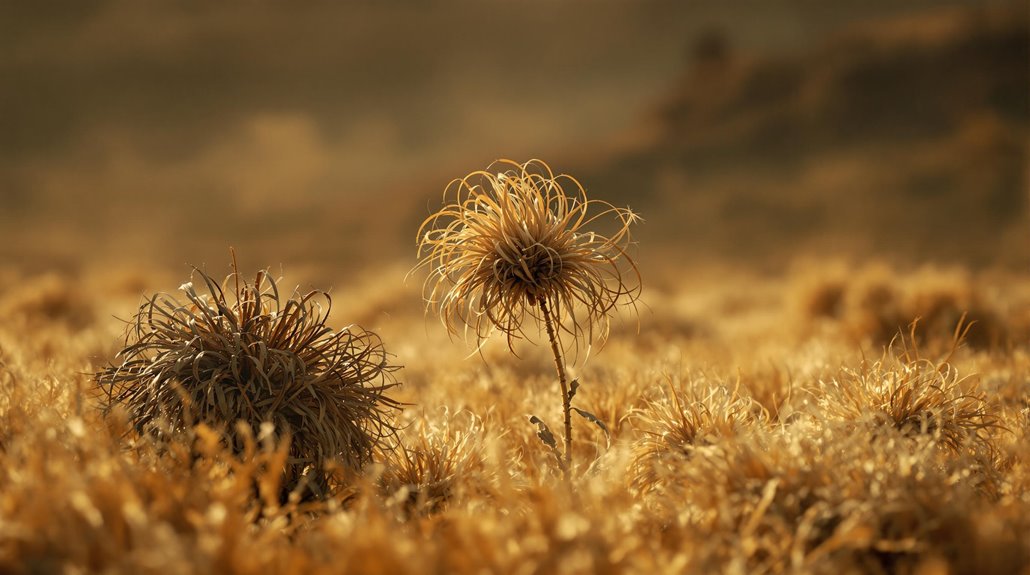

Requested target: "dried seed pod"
[{"left": 96, "top": 261, "right": 401, "bottom": 496}]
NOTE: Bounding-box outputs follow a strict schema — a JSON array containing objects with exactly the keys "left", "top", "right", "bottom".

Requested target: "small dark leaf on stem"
[
  {"left": 529, "top": 415, "right": 558, "bottom": 449},
  {"left": 528, "top": 414, "right": 567, "bottom": 472},
  {"left": 572, "top": 407, "right": 611, "bottom": 449}
]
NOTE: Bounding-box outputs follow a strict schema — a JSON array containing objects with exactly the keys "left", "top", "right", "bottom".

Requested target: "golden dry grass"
[{"left": 0, "top": 259, "right": 1028, "bottom": 574}]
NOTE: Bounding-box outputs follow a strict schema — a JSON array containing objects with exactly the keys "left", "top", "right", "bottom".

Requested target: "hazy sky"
[{"left": 2, "top": 1, "right": 994, "bottom": 195}]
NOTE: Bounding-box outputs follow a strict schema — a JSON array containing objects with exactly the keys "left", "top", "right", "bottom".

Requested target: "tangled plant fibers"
[
  {"left": 415, "top": 158, "right": 641, "bottom": 351},
  {"left": 95, "top": 263, "right": 401, "bottom": 496},
  {"left": 415, "top": 159, "right": 640, "bottom": 480}
]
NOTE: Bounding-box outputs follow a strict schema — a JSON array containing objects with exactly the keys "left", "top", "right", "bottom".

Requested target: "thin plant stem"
[{"left": 539, "top": 296, "right": 572, "bottom": 480}]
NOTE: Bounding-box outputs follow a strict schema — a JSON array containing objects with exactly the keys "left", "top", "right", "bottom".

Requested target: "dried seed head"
[
  {"left": 415, "top": 159, "right": 641, "bottom": 353},
  {"left": 95, "top": 263, "right": 401, "bottom": 495}
]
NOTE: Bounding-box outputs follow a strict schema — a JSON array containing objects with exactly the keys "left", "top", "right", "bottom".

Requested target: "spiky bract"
[
  {"left": 415, "top": 159, "right": 640, "bottom": 351},
  {"left": 95, "top": 266, "right": 401, "bottom": 492}
]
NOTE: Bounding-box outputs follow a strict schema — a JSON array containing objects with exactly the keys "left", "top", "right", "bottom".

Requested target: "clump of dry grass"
[
  {"left": 631, "top": 379, "right": 762, "bottom": 493},
  {"left": 796, "top": 264, "right": 1007, "bottom": 349},
  {"left": 415, "top": 159, "right": 640, "bottom": 480},
  {"left": 95, "top": 260, "right": 401, "bottom": 498},
  {"left": 379, "top": 411, "right": 492, "bottom": 515},
  {"left": 821, "top": 344, "right": 995, "bottom": 453},
  {"left": 797, "top": 275, "right": 847, "bottom": 321},
  {"left": 0, "top": 273, "right": 94, "bottom": 329},
  {"left": 901, "top": 273, "right": 1005, "bottom": 349},
  {"left": 646, "top": 423, "right": 1022, "bottom": 574}
]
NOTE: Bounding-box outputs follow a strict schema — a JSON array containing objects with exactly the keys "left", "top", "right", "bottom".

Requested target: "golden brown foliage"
[
  {"left": 1, "top": 261, "right": 1028, "bottom": 574},
  {"left": 379, "top": 410, "right": 493, "bottom": 515},
  {"left": 795, "top": 264, "right": 1009, "bottom": 349},
  {"left": 822, "top": 350, "right": 995, "bottom": 453},
  {"left": 632, "top": 380, "right": 763, "bottom": 493}
]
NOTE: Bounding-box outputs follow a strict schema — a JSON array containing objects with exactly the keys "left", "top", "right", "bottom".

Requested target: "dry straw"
[
  {"left": 95, "top": 258, "right": 401, "bottom": 497},
  {"left": 415, "top": 159, "right": 640, "bottom": 480}
]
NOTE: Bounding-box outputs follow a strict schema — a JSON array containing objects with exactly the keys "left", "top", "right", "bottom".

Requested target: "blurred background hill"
[
  {"left": 585, "top": 3, "right": 1028, "bottom": 271},
  {"left": 0, "top": 0, "right": 1026, "bottom": 279}
]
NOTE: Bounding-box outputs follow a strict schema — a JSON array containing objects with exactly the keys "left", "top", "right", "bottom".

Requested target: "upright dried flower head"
[
  {"left": 95, "top": 261, "right": 401, "bottom": 497},
  {"left": 415, "top": 159, "right": 641, "bottom": 352}
]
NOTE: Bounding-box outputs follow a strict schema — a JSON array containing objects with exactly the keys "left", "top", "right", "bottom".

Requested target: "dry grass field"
[
  {"left": 1, "top": 253, "right": 1029, "bottom": 574},
  {"left": 1, "top": 2, "right": 1028, "bottom": 574}
]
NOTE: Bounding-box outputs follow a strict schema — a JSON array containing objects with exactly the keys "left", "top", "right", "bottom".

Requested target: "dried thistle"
[
  {"left": 95, "top": 259, "right": 401, "bottom": 497},
  {"left": 415, "top": 159, "right": 640, "bottom": 481},
  {"left": 415, "top": 158, "right": 640, "bottom": 351}
]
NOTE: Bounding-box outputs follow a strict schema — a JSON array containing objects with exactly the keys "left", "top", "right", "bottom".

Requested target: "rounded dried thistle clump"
[
  {"left": 95, "top": 265, "right": 401, "bottom": 493},
  {"left": 415, "top": 158, "right": 641, "bottom": 350}
]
